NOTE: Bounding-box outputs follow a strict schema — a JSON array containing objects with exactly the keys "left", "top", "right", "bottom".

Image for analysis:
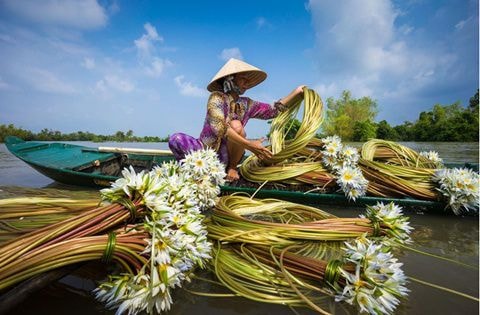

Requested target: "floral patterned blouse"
[
  {"left": 199, "top": 91, "right": 281, "bottom": 151},
  {"left": 168, "top": 91, "right": 284, "bottom": 165}
]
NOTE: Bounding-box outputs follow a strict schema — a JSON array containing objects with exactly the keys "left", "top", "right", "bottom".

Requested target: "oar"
[{"left": 83, "top": 146, "right": 173, "bottom": 156}]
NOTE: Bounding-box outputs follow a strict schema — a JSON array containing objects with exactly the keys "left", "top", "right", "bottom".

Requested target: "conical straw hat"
[{"left": 207, "top": 58, "right": 267, "bottom": 92}]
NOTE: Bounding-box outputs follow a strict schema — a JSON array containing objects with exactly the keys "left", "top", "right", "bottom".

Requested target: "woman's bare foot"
[{"left": 226, "top": 168, "right": 240, "bottom": 182}]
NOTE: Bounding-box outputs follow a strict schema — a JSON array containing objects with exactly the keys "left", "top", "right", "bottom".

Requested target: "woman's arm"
[
  {"left": 277, "top": 85, "right": 306, "bottom": 108},
  {"left": 246, "top": 85, "right": 307, "bottom": 120},
  {"left": 230, "top": 85, "right": 306, "bottom": 160}
]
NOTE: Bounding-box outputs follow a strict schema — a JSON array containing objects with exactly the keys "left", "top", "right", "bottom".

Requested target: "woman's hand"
[
  {"left": 247, "top": 138, "right": 273, "bottom": 160},
  {"left": 295, "top": 85, "right": 306, "bottom": 94}
]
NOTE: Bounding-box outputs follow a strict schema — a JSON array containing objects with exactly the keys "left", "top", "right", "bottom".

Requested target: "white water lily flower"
[
  {"left": 336, "top": 166, "right": 368, "bottom": 201},
  {"left": 433, "top": 167, "right": 479, "bottom": 215},
  {"left": 357, "top": 288, "right": 383, "bottom": 314},
  {"left": 181, "top": 218, "right": 204, "bottom": 235},
  {"left": 340, "top": 146, "right": 360, "bottom": 166},
  {"left": 337, "top": 167, "right": 360, "bottom": 187},
  {"left": 319, "top": 135, "right": 368, "bottom": 200},
  {"left": 94, "top": 275, "right": 130, "bottom": 307},
  {"left": 377, "top": 288, "right": 400, "bottom": 313},
  {"left": 336, "top": 237, "right": 408, "bottom": 315},
  {"left": 347, "top": 188, "right": 362, "bottom": 200},
  {"left": 100, "top": 166, "right": 142, "bottom": 199},
  {"left": 419, "top": 150, "right": 443, "bottom": 166},
  {"left": 324, "top": 142, "right": 341, "bottom": 156},
  {"left": 101, "top": 167, "right": 161, "bottom": 203},
  {"left": 322, "top": 135, "right": 342, "bottom": 146},
  {"left": 144, "top": 194, "right": 171, "bottom": 215},
  {"left": 322, "top": 155, "right": 338, "bottom": 169},
  {"left": 191, "top": 156, "right": 209, "bottom": 175},
  {"left": 96, "top": 149, "right": 220, "bottom": 315},
  {"left": 360, "top": 202, "right": 413, "bottom": 244},
  {"left": 153, "top": 284, "right": 173, "bottom": 313},
  {"left": 181, "top": 148, "right": 226, "bottom": 180},
  {"left": 114, "top": 273, "right": 151, "bottom": 315}
]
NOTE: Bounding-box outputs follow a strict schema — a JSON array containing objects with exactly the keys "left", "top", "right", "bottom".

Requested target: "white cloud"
[
  {"left": 0, "top": 77, "right": 14, "bottom": 90},
  {"left": 145, "top": 57, "right": 172, "bottom": 77},
  {"left": 134, "top": 23, "right": 163, "bottom": 58},
  {"left": 49, "top": 39, "right": 90, "bottom": 55},
  {"left": 23, "top": 68, "right": 76, "bottom": 94},
  {"left": 2, "top": 0, "right": 107, "bottom": 29},
  {"left": 133, "top": 23, "right": 172, "bottom": 78},
  {"left": 307, "top": 0, "right": 468, "bottom": 124},
  {"left": 107, "top": 0, "right": 120, "bottom": 14},
  {"left": 309, "top": 0, "right": 405, "bottom": 75},
  {"left": 399, "top": 24, "right": 414, "bottom": 35},
  {"left": 455, "top": 16, "right": 473, "bottom": 30},
  {"left": 82, "top": 57, "right": 96, "bottom": 70},
  {"left": 174, "top": 75, "right": 208, "bottom": 98},
  {"left": 144, "top": 23, "right": 160, "bottom": 40},
  {"left": 314, "top": 82, "right": 339, "bottom": 99},
  {"left": 95, "top": 75, "right": 134, "bottom": 93},
  {"left": 314, "top": 76, "right": 374, "bottom": 100},
  {"left": 220, "top": 47, "right": 243, "bottom": 61},
  {"left": 257, "top": 17, "right": 266, "bottom": 28},
  {"left": 256, "top": 17, "right": 272, "bottom": 30},
  {"left": 0, "top": 34, "right": 16, "bottom": 44}
]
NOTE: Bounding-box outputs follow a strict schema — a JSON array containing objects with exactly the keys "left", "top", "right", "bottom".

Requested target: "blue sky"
[{"left": 0, "top": 0, "right": 478, "bottom": 138}]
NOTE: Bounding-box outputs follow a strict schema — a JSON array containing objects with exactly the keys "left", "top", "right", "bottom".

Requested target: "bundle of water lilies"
[
  {"left": 238, "top": 87, "right": 478, "bottom": 215},
  {"left": 359, "top": 139, "right": 479, "bottom": 215},
  {"left": 0, "top": 187, "right": 100, "bottom": 243},
  {"left": 207, "top": 195, "right": 412, "bottom": 314},
  {"left": 0, "top": 149, "right": 226, "bottom": 314},
  {"left": 240, "top": 88, "right": 368, "bottom": 201},
  {"left": 5, "top": 153, "right": 476, "bottom": 313},
  {"left": 1, "top": 147, "right": 414, "bottom": 314}
]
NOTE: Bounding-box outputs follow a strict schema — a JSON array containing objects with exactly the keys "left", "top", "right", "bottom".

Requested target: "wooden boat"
[{"left": 5, "top": 136, "right": 478, "bottom": 211}]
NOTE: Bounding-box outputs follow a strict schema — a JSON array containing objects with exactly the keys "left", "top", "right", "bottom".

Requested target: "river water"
[{"left": 0, "top": 141, "right": 478, "bottom": 314}]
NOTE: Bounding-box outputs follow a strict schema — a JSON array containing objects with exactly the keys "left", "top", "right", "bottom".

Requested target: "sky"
[{"left": 0, "top": 0, "right": 478, "bottom": 138}]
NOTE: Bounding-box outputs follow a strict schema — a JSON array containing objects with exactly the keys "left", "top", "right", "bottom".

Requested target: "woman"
[{"left": 169, "top": 58, "right": 304, "bottom": 181}]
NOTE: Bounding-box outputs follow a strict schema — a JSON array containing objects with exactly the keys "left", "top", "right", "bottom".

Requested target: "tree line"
[
  {"left": 319, "top": 89, "right": 479, "bottom": 142},
  {"left": 1, "top": 90, "right": 478, "bottom": 143},
  {"left": 0, "top": 125, "right": 169, "bottom": 143}
]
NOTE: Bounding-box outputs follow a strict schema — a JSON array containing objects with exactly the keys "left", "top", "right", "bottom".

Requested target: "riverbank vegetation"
[
  {"left": 0, "top": 126, "right": 169, "bottom": 143},
  {"left": 1, "top": 90, "right": 477, "bottom": 143},
  {"left": 320, "top": 89, "right": 479, "bottom": 142}
]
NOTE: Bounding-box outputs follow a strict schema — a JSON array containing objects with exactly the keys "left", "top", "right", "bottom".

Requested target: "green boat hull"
[{"left": 5, "top": 136, "right": 477, "bottom": 212}]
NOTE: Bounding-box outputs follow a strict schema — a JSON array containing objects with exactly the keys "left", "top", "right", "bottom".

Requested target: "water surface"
[{"left": 0, "top": 141, "right": 478, "bottom": 314}]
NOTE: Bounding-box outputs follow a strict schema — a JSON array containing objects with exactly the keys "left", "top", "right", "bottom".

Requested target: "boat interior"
[{"left": 73, "top": 153, "right": 174, "bottom": 177}]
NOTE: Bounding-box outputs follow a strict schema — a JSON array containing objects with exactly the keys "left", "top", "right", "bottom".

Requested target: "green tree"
[
  {"left": 114, "top": 131, "right": 125, "bottom": 141},
  {"left": 352, "top": 120, "right": 377, "bottom": 141},
  {"left": 393, "top": 122, "right": 414, "bottom": 141},
  {"left": 267, "top": 118, "right": 301, "bottom": 140},
  {"left": 412, "top": 111, "right": 434, "bottom": 141},
  {"left": 283, "top": 118, "right": 301, "bottom": 140},
  {"left": 322, "top": 90, "right": 378, "bottom": 141},
  {"left": 126, "top": 130, "right": 134, "bottom": 140},
  {"left": 0, "top": 124, "right": 34, "bottom": 142},
  {"left": 0, "top": 124, "right": 170, "bottom": 143},
  {"left": 376, "top": 120, "right": 398, "bottom": 140},
  {"left": 408, "top": 95, "right": 478, "bottom": 141},
  {"left": 469, "top": 89, "right": 479, "bottom": 111}
]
